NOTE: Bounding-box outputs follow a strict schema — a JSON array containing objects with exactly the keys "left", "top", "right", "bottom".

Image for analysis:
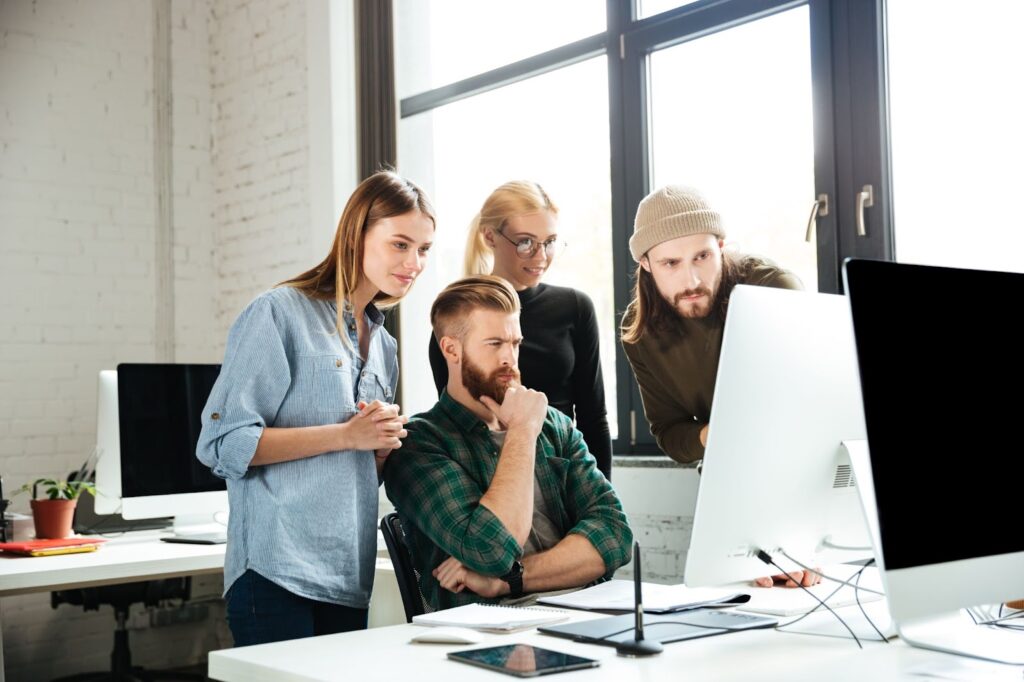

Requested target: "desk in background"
[{"left": 0, "top": 530, "right": 403, "bottom": 681}]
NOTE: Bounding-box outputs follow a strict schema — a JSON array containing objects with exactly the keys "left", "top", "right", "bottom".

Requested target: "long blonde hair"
[
  {"left": 280, "top": 170, "right": 435, "bottom": 336},
  {"left": 464, "top": 181, "right": 558, "bottom": 276}
]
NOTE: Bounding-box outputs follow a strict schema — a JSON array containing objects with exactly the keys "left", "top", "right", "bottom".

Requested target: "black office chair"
[
  {"left": 380, "top": 512, "right": 431, "bottom": 622},
  {"left": 50, "top": 578, "right": 206, "bottom": 682}
]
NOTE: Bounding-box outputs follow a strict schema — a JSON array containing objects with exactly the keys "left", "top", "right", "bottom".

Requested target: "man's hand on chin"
[{"left": 433, "top": 557, "right": 508, "bottom": 598}]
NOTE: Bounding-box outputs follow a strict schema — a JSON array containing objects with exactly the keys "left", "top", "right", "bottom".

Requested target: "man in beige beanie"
[{"left": 621, "top": 185, "right": 802, "bottom": 464}]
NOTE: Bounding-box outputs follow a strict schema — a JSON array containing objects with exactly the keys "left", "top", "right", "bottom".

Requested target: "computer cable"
[
  {"left": 773, "top": 555, "right": 888, "bottom": 643},
  {"left": 851, "top": 559, "right": 888, "bottom": 642},
  {"left": 771, "top": 559, "right": 886, "bottom": 643},
  {"left": 755, "top": 549, "right": 863, "bottom": 649},
  {"left": 591, "top": 617, "right": 759, "bottom": 645},
  {"left": 778, "top": 550, "right": 885, "bottom": 596}
]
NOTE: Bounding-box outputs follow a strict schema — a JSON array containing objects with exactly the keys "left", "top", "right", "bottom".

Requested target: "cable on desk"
[
  {"left": 778, "top": 550, "right": 885, "bottom": 596},
  {"left": 592, "top": 617, "right": 758, "bottom": 644},
  {"left": 755, "top": 549, "right": 862, "bottom": 649}
]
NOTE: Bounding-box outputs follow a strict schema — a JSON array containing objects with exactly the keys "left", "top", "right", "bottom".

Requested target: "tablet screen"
[{"left": 448, "top": 644, "right": 599, "bottom": 677}]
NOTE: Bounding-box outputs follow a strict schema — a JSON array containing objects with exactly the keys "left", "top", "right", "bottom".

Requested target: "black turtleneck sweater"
[{"left": 428, "top": 283, "right": 613, "bottom": 479}]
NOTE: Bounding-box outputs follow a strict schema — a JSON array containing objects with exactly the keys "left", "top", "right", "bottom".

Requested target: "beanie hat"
[{"left": 629, "top": 185, "right": 725, "bottom": 262}]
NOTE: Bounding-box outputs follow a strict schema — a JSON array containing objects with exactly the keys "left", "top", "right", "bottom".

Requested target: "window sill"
[{"left": 611, "top": 455, "right": 698, "bottom": 470}]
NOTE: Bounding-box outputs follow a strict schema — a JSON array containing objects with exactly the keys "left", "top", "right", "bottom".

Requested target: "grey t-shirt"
[{"left": 489, "top": 430, "right": 562, "bottom": 556}]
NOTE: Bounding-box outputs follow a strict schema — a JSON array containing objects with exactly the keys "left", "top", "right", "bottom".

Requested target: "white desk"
[
  {"left": 207, "top": 607, "right": 1023, "bottom": 682},
  {"left": 0, "top": 531, "right": 403, "bottom": 681},
  {"left": 0, "top": 531, "right": 225, "bottom": 681}
]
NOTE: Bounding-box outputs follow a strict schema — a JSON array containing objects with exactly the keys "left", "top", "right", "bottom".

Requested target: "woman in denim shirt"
[{"left": 197, "top": 171, "right": 435, "bottom": 646}]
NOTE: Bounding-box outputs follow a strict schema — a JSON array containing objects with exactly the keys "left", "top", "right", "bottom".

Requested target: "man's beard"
[
  {"left": 671, "top": 271, "right": 723, "bottom": 319},
  {"left": 462, "top": 354, "right": 521, "bottom": 403},
  {"left": 672, "top": 285, "right": 713, "bottom": 318}
]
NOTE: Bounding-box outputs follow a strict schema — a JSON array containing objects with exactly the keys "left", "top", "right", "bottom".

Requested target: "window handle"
[
  {"left": 855, "top": 185, "right": 874, "bottom": 237},
  {"left": 804, "top": 194, "right": 829, "bottom": 242}
]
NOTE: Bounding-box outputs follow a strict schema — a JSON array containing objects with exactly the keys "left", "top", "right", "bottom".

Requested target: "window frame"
[{"left": 387, "top": 0, "right": 893, "bottom": 455}]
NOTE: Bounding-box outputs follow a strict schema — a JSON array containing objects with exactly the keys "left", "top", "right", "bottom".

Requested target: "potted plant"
[{"left": 15, "top": 478, "right": 96, "bottom": 539}]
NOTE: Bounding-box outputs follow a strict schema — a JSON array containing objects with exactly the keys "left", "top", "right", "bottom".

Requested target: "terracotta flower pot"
[{"left": 30, "top": 498, "right": 78, "bottom": 539}]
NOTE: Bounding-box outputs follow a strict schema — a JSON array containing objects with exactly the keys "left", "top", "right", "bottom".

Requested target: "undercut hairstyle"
[
  {"left": 430, "top": 275, "right": 520, "bottom": 344},
  {"left": 620, "top": 251, "right": 758, "bottom": 344}
]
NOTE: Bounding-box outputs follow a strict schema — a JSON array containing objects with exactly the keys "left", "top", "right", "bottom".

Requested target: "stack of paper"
[
  {"left": 0, "top": 537, "right": 107, "bottom": 557},
  {"left": 412, "top": 604, "right": 568, "bottom": 633},
  {"left": 538, "top": 579, "right": 749, "bottom": 613}
]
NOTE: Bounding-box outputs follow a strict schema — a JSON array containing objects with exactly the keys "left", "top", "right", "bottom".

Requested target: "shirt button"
[
  {"left": 335, "top": 358, "right": 343, "bottom": 367},
  {"left": 361, "top": 370, "right": 367, "bottom": 379},
  {"left": 211, "top": 412, "right": 220, "bottom": 420}
]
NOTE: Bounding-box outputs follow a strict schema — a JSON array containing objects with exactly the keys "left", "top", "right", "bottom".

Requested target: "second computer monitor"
[
  {"left": 684, "top": 286, "right": 872, "bottom": 587},
  {"left": 94, "top": 364, "right": 226, "bottom": 529},
  {"left": 844, "top": 259, "right": 1024, "bottom": 664}
]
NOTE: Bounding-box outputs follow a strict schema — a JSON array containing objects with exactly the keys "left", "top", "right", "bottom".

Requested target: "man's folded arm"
[{"left": 383, "top": 425, "right": 522, "bottom": 576}]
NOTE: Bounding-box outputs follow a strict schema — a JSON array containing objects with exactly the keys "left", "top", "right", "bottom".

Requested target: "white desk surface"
[
  {"left": 0, "top": 530, "right": 226, "bottom": 597},
  {"left": 207, "top": 607, "right": 1023, "bottom": 682}
]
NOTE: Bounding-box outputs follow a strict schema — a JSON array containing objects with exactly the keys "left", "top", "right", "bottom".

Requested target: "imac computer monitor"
[
  {"left": 844, "top": 259, "right": 1024, "bottom": 664},
  {"left": 95, "top": 364, "right": 227, "bottom": 534},
  {"left": 684, "top": 286, "right": 872, "bottom": 587}
]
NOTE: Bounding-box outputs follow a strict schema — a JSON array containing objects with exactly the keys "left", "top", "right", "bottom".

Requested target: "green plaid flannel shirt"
[{"left": 383, "top": 390, "right": 632, "bottom": 611}]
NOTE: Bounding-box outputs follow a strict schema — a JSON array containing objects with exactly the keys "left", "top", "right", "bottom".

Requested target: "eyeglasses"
[{"left": 495, "top": 231, "right": 566, "bottom": 259}]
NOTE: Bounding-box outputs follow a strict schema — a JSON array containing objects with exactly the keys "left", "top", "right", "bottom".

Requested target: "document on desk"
[
  {"left": 412, "top": 603, "right": 568, "bottom": 633},
  {"left": 537, "top": 579, "right": 749, "bottom": 613}
]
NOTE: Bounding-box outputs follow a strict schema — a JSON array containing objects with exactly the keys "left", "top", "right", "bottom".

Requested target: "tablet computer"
[{"left": 447, "top": 644, "right": 599, "bottom": 677}]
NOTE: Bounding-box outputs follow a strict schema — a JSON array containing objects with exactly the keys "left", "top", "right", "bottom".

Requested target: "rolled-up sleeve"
[
  {"left": 384, "top": 422, "right": 522, "bottom": 576},
  {"left": 196, "top": 297, "right": 291, "bottom": 480}
]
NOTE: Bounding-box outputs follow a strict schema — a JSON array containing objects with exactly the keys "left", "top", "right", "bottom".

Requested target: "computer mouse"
[{"left": 408, "top": 626, "right": 484, "bottom": 645}]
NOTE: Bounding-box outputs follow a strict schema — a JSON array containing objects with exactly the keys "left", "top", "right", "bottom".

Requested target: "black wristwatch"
[{"left": 500, "top": 559, "right": 524, "bottom": 598}]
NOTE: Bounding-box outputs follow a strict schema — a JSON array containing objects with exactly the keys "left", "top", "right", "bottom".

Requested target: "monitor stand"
[
  {"left": 897, "top": 610, "right": 1024, "bottom": 665},
  {"left": 168, "top": 513, "right": 227, "bottom": 544}
]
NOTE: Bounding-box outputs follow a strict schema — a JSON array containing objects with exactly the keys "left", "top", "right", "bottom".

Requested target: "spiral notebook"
[{"left": 412, "top": 603, "right": 569, "bottom": 633}]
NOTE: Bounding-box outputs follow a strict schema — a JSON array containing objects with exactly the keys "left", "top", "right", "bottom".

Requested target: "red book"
[{"left": 0, "top": 537, "right": 107, "bottom": 557}]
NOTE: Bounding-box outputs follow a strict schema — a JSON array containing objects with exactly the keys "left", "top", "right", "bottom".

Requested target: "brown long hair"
[
  {"left": 620, "top": 252, "right": 756, "bottom": 344},
  {"left": 280, "top": 170, "right": 435, "bottom": 333}
]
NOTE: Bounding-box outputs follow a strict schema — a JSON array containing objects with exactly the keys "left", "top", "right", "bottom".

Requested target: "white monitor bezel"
[
  {"left": 684, "top": 286, "right": 873, "bottom": 587},
  {"left": 94, "top": 368, "right": 228, "bottom": 522}
]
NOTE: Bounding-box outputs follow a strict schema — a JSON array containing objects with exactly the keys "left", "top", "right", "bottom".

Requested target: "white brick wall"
[
  {"left": 210, "top": 0, "right": 315, "bottom": 336},
  {"left": 613, "top": 464, "right": 701, "bottom": 584},
  {"left": 0, "top": 0, "right": 351, "bottom": 678}
]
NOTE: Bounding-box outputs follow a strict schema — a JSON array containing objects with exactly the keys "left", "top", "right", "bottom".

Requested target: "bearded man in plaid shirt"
[{"left": 384, "top": 275, "right": 632, "bottom": 611}]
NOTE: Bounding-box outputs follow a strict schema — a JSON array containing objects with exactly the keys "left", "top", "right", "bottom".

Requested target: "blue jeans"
[{"left": 226, "top": 569, "right": 368, "bottom": 647}]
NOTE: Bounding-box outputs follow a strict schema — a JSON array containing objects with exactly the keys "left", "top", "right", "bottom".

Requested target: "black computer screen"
[
  {"left": 844, "top": 259, "right": 1024, "bottom": 570},
  {"left": 117, "top": 363, "right": 225, "bottom": 497}
]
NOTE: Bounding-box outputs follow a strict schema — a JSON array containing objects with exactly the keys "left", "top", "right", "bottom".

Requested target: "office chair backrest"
[{"left": 380, "top": 512, "right": 429, "bottom": 622}]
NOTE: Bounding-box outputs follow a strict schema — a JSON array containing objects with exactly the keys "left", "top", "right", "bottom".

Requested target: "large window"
[
  {"left": 392, "top": 0, "right": 1005, "bottom": 455},
  {"left": 887, "top": 0, "right": 1024, "bottom": 273},
  {"left": 648, "top": 6, "right": 817, "bottom": 292},
  {"left": 397, "top": 57, "right": 616, "bottom": 429}
]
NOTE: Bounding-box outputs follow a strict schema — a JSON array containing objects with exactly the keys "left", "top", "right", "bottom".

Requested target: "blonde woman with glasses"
[
  {"left": 197, "top": 171, "right": 435, "bottom": 646},
  {"left": 427, "top": 181, "right": 612, "bottom": 479}
]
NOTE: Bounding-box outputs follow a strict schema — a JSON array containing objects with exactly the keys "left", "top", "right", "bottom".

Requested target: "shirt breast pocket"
[
  {"left": 355, "top": 370, "right": 393, "bottom": 405},
  {"left": 294, "top": 354, "right": 357, "bottom": 422}
]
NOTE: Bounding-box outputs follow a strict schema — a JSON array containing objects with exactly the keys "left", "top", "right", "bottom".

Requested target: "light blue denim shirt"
[{"left": 196, "top": 286, "right": 398, "bottom": 608}]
